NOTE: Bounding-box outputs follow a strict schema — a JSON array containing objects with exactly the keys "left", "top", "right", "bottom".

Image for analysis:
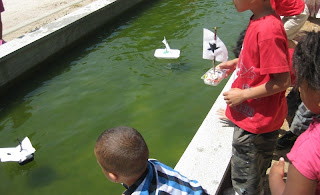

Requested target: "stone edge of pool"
[
  {"left": 175, "top": 77, "right": 233, "bottom": 195},
  {"left": 0, "top": 0, "right": 233, "bottom": 193},
  {"left": 0, "top": 0, "right": 143, "bottom": 90}
]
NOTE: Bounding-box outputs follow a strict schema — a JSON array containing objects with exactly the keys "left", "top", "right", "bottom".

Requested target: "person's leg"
[
  {"left": 0, "top": 0, "right": 4, "bottom": 43},
  {"left": 285, "top": 89, "right": 302, "bottom": 126},
  {"left": 290, "top": 102, "right": 317, "bottom": 136},
  {"left": 231, "top": 126, "right": 279, "bottom": 195},
  {"left": 305, "top": 0, "right": 316, "bottom": 18},
  {"left": 0, "top": 13, "right": 2, "bottom": 40},
  {"left": 277, "top": 102, "right": 317, "bottom": 149},
  {"left": 282, "top": 5, "right": 309, "bottom": 48}
]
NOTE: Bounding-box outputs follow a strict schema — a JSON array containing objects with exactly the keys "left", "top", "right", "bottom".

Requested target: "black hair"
[
  {"left": 293, "top": 31, "right": 320, "bottom": 91},
  {"left": 232, "top": 29, "right": 246, "bottom": 58}
]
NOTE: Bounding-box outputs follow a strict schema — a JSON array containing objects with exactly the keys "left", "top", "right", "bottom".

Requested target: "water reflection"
[
  {"left": 27, "top": 165, "right": 58, "bottom": 188},
  {"left": 0, "top": 100, "right": 32, "bottom": 131},
  {"left": 163, "top": 62, "right": 191, "bottom": 71},
  {"left": 1, "top": 157, "right": 37, "bottom": 180}
]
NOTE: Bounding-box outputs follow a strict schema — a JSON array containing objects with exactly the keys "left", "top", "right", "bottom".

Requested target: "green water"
[{"left": 0, "top": 0, "right": 250, "bottom": 194}]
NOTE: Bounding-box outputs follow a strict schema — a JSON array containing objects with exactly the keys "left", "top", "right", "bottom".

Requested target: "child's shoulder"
[
  {"left": 149, "top": 159, "right": 176, "bottom": 172},
  {"left": 252, "top": 13, "right": 283, "bottom": 29},
  {"left": 249, "top": 13, "right": 286, "bottom": 40}
]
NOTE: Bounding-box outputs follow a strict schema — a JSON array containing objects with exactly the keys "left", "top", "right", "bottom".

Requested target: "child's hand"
[
  {"left": 269, "top": 157, "right": 285, "bottom": 179},
  {"left": 216, "top": 58, "right": 238, "bottom": 77},
  {"left": 269, "top": 157, "right": 287, "bottom": 195},
  {"left": 216, "top": 108, "right": 228, "bottom": 120},
  {"left": 223, "top": 88, "right": 245, "bottom": 107}
]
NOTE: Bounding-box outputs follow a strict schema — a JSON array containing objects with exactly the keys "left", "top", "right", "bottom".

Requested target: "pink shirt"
[
  {"left": 287, "top": 119, "right": 320, "bottom": 194},
  {"left": 225, "top": 13, "right": 290, "bottom": 134}
]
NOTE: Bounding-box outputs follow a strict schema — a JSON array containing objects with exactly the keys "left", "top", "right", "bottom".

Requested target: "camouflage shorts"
[
  {"left": 231, "top": 126, "right": 279, "bottom": 195},
  {"left": 290, "top": 102, "right": 317, "bottom": 136}
]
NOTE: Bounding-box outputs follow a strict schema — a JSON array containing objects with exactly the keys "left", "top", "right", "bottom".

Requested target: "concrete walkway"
[{"left": 2, "top": 0, "right": 95, "bottom": 42}]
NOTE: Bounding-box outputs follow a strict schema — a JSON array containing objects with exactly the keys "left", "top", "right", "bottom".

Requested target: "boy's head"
[
  {"left": 94, "top": 126, "right": 149, "bottom": 182},
  {"left": 293, "top": 31, "right": 320, "bottom": 114}
]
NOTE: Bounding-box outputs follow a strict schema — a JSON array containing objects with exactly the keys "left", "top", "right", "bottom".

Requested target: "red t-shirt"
[
  {"left": 270, "top": 0, "right": 305, "bottom": 16},
  {"left": 225, "top": 13, "right": 290, "bottom": 134},
  {"left": 289, "top": 48, "right": 296, "bottom": 85}
]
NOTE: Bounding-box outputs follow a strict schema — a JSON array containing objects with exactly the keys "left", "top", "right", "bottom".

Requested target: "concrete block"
[
  {"left": 175, "top": 76, "right": 234, "bottom": 194},
  {"left": 0, "top": 0, "right": 145, "bottom": 90}
]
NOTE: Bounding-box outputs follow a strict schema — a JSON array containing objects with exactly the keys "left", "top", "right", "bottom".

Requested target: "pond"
[{"left": 0, "top": 0, "right": 250, "bottom": 194}]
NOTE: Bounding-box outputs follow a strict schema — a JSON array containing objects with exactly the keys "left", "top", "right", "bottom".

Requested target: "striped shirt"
[{"left": 122, "top": 159, "right": 209, "bottom": 195}]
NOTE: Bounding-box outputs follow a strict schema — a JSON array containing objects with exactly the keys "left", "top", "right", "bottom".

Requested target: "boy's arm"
[{"left": 223, "top": 72, "right": 291, "bottom": 107}]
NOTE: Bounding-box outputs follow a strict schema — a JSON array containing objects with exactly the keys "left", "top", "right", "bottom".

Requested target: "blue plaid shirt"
[{"left": 122, "top": 159, "right": 209, "bottom": 195}]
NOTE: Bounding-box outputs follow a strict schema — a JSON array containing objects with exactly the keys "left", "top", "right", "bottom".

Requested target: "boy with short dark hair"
[
  {"left": 94, "top": 126, "right": 208, "bottom": 195},
  {"left": 218, "top": 0, "right": 291, "bottom": 194}
]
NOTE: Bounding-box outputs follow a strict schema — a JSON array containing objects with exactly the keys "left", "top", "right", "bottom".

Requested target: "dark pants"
[{"left": 231, "top": 126, "right": 279, "bottom": 195}]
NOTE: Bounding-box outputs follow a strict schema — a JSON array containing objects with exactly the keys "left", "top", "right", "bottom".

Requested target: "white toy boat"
[
  {"left": 201, "top": 28, "right": 229, "bottom": 86},
  {"left": 0, "top": 137, "right": 36, "bottom": 165},
  {"left": 154, "top": 37, "right": 180, "bottom": 59},
  {"left": 201, "top": 68, "right": 227, "bottom": 86}
]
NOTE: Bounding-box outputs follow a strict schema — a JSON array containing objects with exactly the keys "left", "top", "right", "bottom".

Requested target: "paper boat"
[
  {"left": 0, "top": 137, "right": 36, "bottom": 165},
  {"left": 154, "top": 36, "right": 180, "bottom": 59},
  {"left": 154, "top": 49, "right": 180, "bottom": 59}
]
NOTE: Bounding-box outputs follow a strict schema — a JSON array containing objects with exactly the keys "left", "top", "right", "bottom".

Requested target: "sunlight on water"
[{"left": 0, "top": 0, "right": 250, "bottom": 194}]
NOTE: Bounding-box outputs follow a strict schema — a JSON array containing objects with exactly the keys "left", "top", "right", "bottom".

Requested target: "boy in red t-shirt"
[
  {"left": 217, "top": 0, "right": 291, "bottom": 194},
  {"left": 0, "top": 0, "right": 5, "bottom": 45}
]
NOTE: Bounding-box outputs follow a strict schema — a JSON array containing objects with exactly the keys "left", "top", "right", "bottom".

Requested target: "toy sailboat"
[
  {"left": 154, "top": 36, "right": 180, "bottom": 59},
  {"left": 201, "top": 28, "right": 228, "bottom": 86},
  {"left": 0, "top": 137, "right": 36, "bottom": 165}
]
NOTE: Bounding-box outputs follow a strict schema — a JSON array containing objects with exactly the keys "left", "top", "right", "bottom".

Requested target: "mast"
[{"left": 213, "top": 27, "right": 217, "bottom": 73}]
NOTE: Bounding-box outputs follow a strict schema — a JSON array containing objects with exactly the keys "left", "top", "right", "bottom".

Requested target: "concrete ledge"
[
  {"left": 0, "top": 0, "right": 145, "bottom": 90},
  {"left": 3, "top": 0, "right": 88, "bottom": 37},
  {"left": 175, "top": 76, "right": 234, "bottom": 194}
]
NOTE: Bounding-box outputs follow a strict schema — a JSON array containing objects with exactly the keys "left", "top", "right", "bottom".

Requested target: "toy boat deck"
[
  {"left": 0, "top": 137, "right": 36, "bottom": 165},
  {"left": 154, "top": 49, "right": 180, "bottom": 59}
]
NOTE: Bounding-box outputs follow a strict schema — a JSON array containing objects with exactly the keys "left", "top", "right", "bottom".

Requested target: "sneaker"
[{"left": 277, "top": 131, "right": 298, "bottom": 149}]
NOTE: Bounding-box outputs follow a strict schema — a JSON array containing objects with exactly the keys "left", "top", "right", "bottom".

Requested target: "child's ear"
[{"left": 108, "top": 172, "right": 119, "bottom": 183}]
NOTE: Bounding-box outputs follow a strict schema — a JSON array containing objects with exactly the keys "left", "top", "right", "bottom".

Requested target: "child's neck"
[
  {"left": 123, "top": 167, "right": 148, "bottom": 187},
  {"left": 251, "top": 5, "right": 274, "bottom": 20}
]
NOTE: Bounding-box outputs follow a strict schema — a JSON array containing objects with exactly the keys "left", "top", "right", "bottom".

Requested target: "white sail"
[
  {"left": 154, "top": 36, "right": 180, "bottom": 59},
  {"left": 162, "top": 36, "right": 171, "bottom": 51},
  {"left": 202, "top": 28, "right": 228, "bottom": 62}
]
